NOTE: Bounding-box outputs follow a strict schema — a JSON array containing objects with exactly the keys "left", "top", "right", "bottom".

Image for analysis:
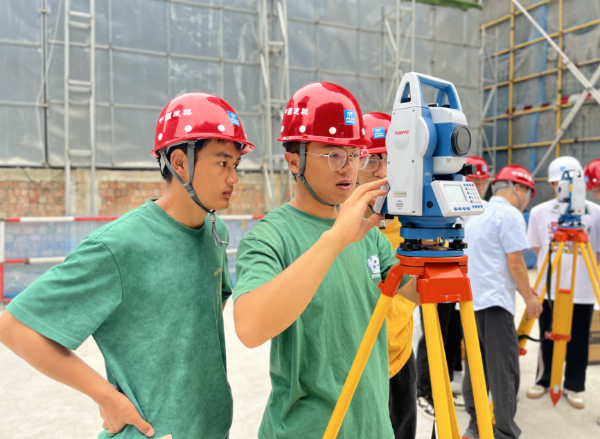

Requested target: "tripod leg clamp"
[{"left": 544, "top": 331, "right": 571, "bottom": 342}]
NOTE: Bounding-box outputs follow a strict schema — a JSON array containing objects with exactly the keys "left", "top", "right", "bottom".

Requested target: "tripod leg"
[
  {"left": 459, "top": 301, "right": 494, "bottom": 439},
  {"left": 422, "top": 303, "right": 453, "bottom": 439},
  {"left": 549, "top": 249, "right": 575, "bottom": 405},
  {"left": 517, "top": 250, "right": 549, "bottom": 354},
  {"left": 323, "top": 293, "right": 394, "bottom": 439},
  {"left": 489, "top": 399, "right": 495, "bottom": 427},
  {"left": 517, "top": 241, "right": 566, "bottom": 354},
  {"left": 435, "top": 310, "right": 461, "bottom": 439},
  {"left": 581, "top": 242, "right": 600, "bottom": 306}
]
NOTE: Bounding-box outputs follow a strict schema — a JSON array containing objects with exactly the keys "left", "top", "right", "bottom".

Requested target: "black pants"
[
  {"left": 463, "top": 306, "right": 521, "bottom": 439},
  {"left": 416, "top": 304, "right": 463, "bottom": 398},
  {"left": 389, "top": 352, "right": 417, "bottom": 439},
  {"left": 448, "top": 306, "right": 464, "bottom": 373},
  {"left": 535, "top": 300, "right": 594, "bottom": 392}
]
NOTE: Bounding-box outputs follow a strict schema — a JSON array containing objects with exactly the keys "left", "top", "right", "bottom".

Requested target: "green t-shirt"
[
  {"left": 7, "top": 200, "right": 234, "bottom": 439},
  {"left": 233, "top": 204, "right": 410, "bottom": 439}
]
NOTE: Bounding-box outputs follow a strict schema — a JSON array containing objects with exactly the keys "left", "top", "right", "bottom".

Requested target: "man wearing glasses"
[{"left": 232, "top": 82, "right": 419, "bottom": 439}]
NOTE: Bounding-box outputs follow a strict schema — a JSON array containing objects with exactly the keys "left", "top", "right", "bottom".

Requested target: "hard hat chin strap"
[
  {"left": 160, "top": 140, "right": 228, "bottom": 248},
  {"left": 492, "top": 180, "right": 530, "bottom": 211},
  {"left": 295, "top": 141, "right": 338, "bottom": 208}
]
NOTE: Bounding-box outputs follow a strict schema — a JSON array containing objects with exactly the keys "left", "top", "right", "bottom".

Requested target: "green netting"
[{"left": 415, "top": 0, "right": 482, "bottom": 11}]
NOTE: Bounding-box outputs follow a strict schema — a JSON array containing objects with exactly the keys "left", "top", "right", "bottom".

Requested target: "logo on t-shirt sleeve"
[{"left": 367, "top": 255, "right": 381, "bottom": 279}]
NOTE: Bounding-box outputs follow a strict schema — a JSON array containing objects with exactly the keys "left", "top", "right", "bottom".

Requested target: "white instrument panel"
[{"left": 431, "top": 180, "right": 485, "bottom": 217}]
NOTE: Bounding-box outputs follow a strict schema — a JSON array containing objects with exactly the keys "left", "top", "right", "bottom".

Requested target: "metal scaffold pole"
[
  {"left": 478, "top": 23, "right": 499, "bottom": 174},
  {"left": 382, "top": 0, "right": 415, "bottom": 111},
  {"left": 259, "top": 0, "right": 290, "bottom": 211},
  {"left": 63, "top": 0, "right": 96, "bottom": 215}
]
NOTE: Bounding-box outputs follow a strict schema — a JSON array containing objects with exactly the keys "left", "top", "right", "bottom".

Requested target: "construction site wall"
[
  {"left": 1, "top": 0, "right": 481, "bottom": 215},
  {"left": 0, "top": 168, "right": 268, "bottom": 218}
]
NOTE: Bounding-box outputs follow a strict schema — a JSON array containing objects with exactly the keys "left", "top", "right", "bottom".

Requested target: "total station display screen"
[{"left": 445, "top": 185, "right": 466, "bottom": 203}]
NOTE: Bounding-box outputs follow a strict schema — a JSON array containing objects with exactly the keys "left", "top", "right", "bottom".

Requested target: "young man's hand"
[
  {"left": 331, "top": 178, "right": 387, "bottom": 246},
  {"left": 98, "top": 388, "right": 154, "bottom": 437}
]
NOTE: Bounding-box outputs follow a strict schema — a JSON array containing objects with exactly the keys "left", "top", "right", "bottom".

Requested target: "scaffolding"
[
  {"left": 382, "top": 0, "right": 416, "bottom": 111},
  {"left": 477, "top": 25, "right": 500, "bottom": 174},
  {"left": 63, "top": 0, "right": 96, "bottom": 215},
  {"left": 258, "top": 0, "right": 292, "bottom": 210},
  {"left": 2, "top": 0, "right": 481, "bottom": 215},
  {"left": 257, "top": 0, "right": 416, "bottom": 209},
  {"left": 480, "top": 0, "right": 600, "bottom": 182}
]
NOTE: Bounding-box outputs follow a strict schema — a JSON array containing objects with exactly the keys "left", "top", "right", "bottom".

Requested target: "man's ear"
[
  {"left": 170, "top": 149, "right": 188, "bottom": 182},
  {"left": 285, "top": 151, "right": 300, "bottom": 175}
]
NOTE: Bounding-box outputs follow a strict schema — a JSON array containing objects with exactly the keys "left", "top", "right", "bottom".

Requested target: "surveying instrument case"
[
  {"left": 323, "top": 73, "right": 494, "bottom": 439},
  {"left": 517, "top": 168, "right": 600, "bottom": 405}
]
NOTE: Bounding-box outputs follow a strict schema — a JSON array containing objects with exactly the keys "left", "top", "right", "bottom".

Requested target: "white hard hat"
[{"left": 548, "top": 156, "right": 583, "bottom": 182}]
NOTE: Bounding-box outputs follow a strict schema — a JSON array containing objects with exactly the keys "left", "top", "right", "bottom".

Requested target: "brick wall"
[
  {"left": 0, "top": 179, "right": 65, "bottom": 218},
  {"left": 99, "top": 181, "right": 164, "bottom": 216},
  {"left": 221, "top": 183, "right": 265, "bottom": 216},
  {"left": 0, "top": 168, "right": 273, "bottom": 218}
]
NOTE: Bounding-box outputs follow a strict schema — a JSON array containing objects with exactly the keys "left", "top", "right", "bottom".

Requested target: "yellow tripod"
[
  {"left": 516, "top": 226, "right": 600, "bottom": 405},
  {"left": 324, "top": 255, "right": 493, "bottom": 439}
]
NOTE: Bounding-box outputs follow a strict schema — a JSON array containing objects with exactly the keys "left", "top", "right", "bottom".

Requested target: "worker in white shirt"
[
  {"left": 444, "top": 156, "right": 492, "bottom": 400},
  {"left": 462, "top": 165, "right": 543, "bottom": 439},
  {"left": 525, "top": 156, "right": 600, "bottom": 409}
]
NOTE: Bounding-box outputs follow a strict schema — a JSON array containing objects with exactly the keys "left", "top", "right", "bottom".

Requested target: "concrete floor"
[{"left": 0, "top": 269, "right": 598, "bottom": 438}]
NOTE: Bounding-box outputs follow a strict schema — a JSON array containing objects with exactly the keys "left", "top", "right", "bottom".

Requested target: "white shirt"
[
  {"left": 527, "top": 199, "right": 600, "bottom": 305},
  {"left": 465, "top": 196, "right": 529, "bottom": 315},
  {"left": 457, "top": 199, "right": 488, "bottom": 227}
]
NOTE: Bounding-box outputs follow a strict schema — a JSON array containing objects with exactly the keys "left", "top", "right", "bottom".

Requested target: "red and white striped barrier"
[
  {"left": 3, "top": 214, "right": 264, "bottom": 223},
  {"left": 0, "top": 214, "right": 264, "bottom": 303}
]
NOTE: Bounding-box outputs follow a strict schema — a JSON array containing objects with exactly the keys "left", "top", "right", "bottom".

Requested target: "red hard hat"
[
  {"left": 151, "top": 92, "right": 255, "bottom": 159},
  {"left": 362, "top": 112, "right": 391, "bottom": 155},
  {"left": 584, "top": 158, "right": 600, "bottom": 191},
  {"left": 466, "top": 156, "right": 491, "bottom": 180},
  {"left": 493, "top": 165, "right": 537, "bottom": 197},
  {"left": 277, "top": 82, "right": 369, "bottom": 148}
]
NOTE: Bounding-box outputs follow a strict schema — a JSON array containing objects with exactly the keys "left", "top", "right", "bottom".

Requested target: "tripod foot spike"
[{"left": 550, "top": 388, "right": 562, "bottom": 406}]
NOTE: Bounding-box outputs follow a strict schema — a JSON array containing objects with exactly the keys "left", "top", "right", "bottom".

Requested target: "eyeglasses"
[
  {"left": 306, "top": 149, "right": 369, "bottom": 171},
  {"left": 362, "top": 155, "right": 387, "bottom": 172}
]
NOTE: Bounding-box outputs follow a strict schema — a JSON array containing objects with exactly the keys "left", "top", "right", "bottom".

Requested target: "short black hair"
[
  {"left": 283, "top": 141, "right": 302, "bottom": 154},
  {"left": 158, "top": 139, "right": 238, "bottom": 182}
]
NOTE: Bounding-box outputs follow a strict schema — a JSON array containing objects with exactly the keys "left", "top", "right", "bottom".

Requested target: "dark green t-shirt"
[
  {"left": 7, "top": 200, "right": 233, "bottom": 439},
  {"left": 233, "top": 204, "right": 409, "bottom": 439}
]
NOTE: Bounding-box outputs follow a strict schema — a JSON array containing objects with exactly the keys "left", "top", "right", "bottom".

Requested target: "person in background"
[
  {"left": 583, "top": 157, "right": 600, "bottom": 426},
  {"left": 448, "top": 155, "right": 493, "bottom": 399},
  {"left": 462, "top": 165, "right": 543, "bottom": 439},
  {"left": 585, "top": 158, "right": 600, "bottom": 201},
  {"left": 526, "top": 156, "right": 600, "bottom": 409},
  {"left": 359, "top": 111, "right": 416, "bottom": 439}
]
